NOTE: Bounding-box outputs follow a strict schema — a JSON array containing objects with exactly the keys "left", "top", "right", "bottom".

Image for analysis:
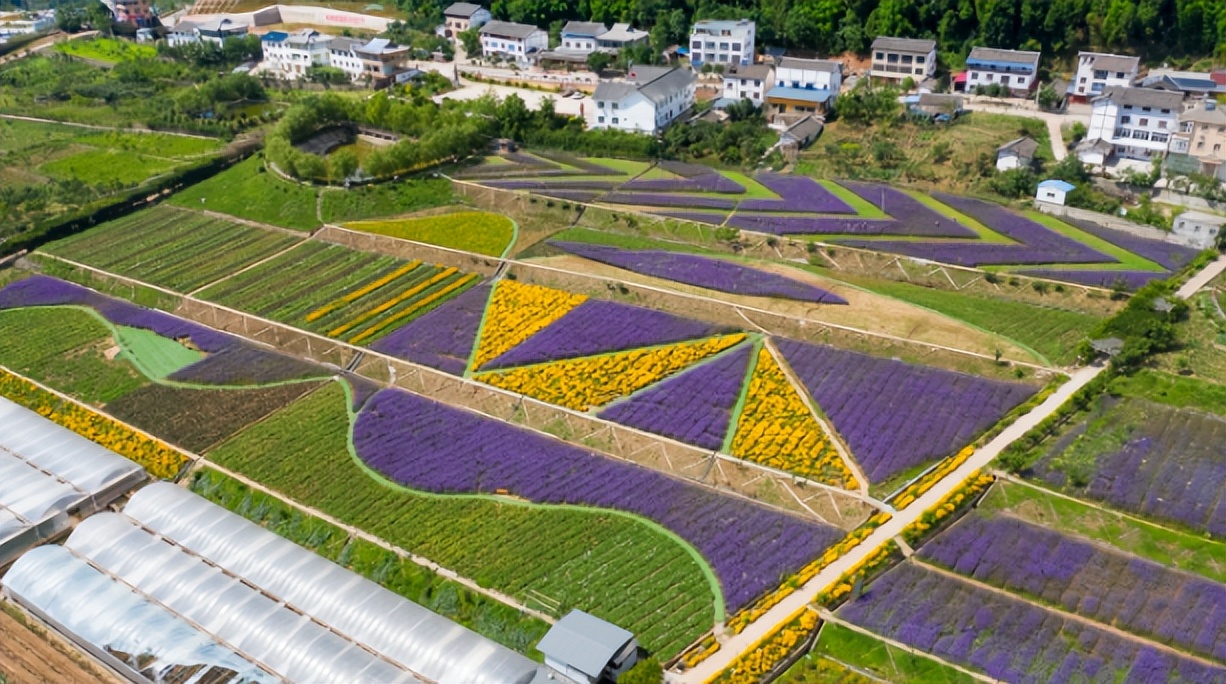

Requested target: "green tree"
[
  {"left": 329, "top": 149, "right": 359, "bottom": 182},
  {"left": 458, "top": 28, "right": 481, "bottom": 56},
  {"left": 1037, "top": 83, "right": 1059, "bottom": 109},
  {"left": 586, "top": 51, "right": 612, "bottom": 73},
  {"left": 619, "top": 657, "right": 663, "bottom": 684}
]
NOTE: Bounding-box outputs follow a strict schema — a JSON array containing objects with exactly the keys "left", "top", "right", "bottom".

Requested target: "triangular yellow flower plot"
[{"left": 470, "top": 280, "right": 587, "bottom": 371}]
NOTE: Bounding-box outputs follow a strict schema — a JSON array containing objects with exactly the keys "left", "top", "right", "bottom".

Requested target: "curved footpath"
[{"left": 676, "top": 362, "right": 1106, "bottom": 683}]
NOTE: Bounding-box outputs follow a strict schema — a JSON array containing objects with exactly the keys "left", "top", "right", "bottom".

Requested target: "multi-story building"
[
  {"left": 167, "top": 17, "right": 247, "bottom": 47},
  {"left": 1067, "top": 52, "right": 1140, "bottom": 103},
  {"left": 722, "top": 63, "right": 773, "bottom": 107},
  {"left": 261, "top": 29, "right": 332, "bottom": 78},
  {"left": 764, "top": 57, "right": 841, "bottom": 116},
  {"left": 965, "top": 47, "right": 1041, "bottom": 95},
  {"left": 869, "top": 37, "right": 936, "bottom": 83},
  {"left": 0, "top": 10, "right": 56, "bottom": 37},
  {"left": 688, "top": 19, "right": 754, "bottom": 68},
  {"left": 1140, "top": 69, "right": 1226, "bottom": 99},
  {"left": 441, "top": 2, "right": 490, "bottom": 39},
  {"left": 1167, "top": 98, "right": 1226, "bottom": 180},
  {"left": 595, "top": 23, "right": 648, "bottom": 53},
  {"left": 1079, "top": 86, "right": 1183, "bottom": 164},
  {"left": 479, "top": 20, "right": 548, "bottom": 61},
  {"left": 106, "top": 0, "right": 154, "bottom": 26},
  {"left": 591, "top": 65, "right": 695, "bottom": 134},
  {"left": 559, "top": 21, "right": 606, "bottom": 53}
]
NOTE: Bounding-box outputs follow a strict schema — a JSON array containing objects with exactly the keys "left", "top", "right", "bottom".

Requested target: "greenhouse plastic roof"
[
  {"left": 124, "top": 483, "right": 548, "bottom": 684},
  {"left": 0, "top": 397, "right": 145, "bottom": 566}
]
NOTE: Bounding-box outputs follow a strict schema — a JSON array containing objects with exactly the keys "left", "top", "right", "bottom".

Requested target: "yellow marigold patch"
[
  {"left": 471, "top": 280, "right": 587, "bottom": 370},
  {"left": 729, "top": 347, "right": 857, "bottom": 489},
  {"left": 711, "top": 607, "right": 821, "bottom": 684},
  {"left": 476, "top": 334, "right": 745, "bottom": 411}
]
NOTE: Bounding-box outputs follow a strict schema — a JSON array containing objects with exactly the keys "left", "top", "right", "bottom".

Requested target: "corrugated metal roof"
[
  {"left": 443, "top": 2, "right": 483, "bottom": 17},
  {"left": 766, "top": 85, "right": 833, "bottom": 103},
  {"left": 1097, "top": 86, "right": 1183, "bottom": 109},
  {"left": 967, "top": 47, "right": 1041, "bottom": 66},
  {"left": 871, "top": 36, "right": 935, "bottom": 53},
  {"left": 537, "top": 609, "right": 633, "bottom": 678},
  {"left": 561, "top": 21, "right": 607, "bottom": 37},
  {"left": 479, "top": 20, "right": 543, "bottom": 39}
]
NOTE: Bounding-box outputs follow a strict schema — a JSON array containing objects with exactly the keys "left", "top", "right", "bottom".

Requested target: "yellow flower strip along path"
[
  {"left": 328, "top": 267, "right": 457, "bottom": 338},
  {"left": 476, "top": 335, "right": 746, "bottom": 411},
  {"left": 349, "top": 274, "right": 479, "bottom": 344},
  {"left": 729, "top": 347, "right": 858, "bottom": 489},
  {"left": 469, "top": 280, "right": 587, "bottom": 371},
  {"left": 305, "top": 260, "right": 421, "bottom": 322}
]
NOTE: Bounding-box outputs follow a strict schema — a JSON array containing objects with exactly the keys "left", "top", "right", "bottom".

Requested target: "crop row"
[
  {"left": 369, "top": 283, "right": 490, "bottom": 375},
  {"left": 471, "top": 280, "right": 587, "bottom": 370},
  {"left": 918, "top": 512, "right": 1226, "bottom": 660},
  {"left": 207, "top": 382, "right": 718, "bottom": 657},
  {"left": 838, "top": 561, "right": 1226, "bottom": 684}
]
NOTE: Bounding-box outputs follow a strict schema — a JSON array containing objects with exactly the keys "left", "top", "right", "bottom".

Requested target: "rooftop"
[
  {"left": 724, "top": 63, "right": 773, "bottom": 81},
  {"left": 1096, "top": 86, "right": 1183, "bottom": 110},
  {"left": 479, "top": 20, "right": 542, "bottom": 39},
  {"left": 691, "top": 18, "right": 754, "bottom": 34},
  {"left": 443, "top": 2, "right": 484, "bottom": 17},
  {"left": 594, "top": 66, "right": 694, "bottom": 105},
  {"left": 765, "top": 85, "right": 833, "bottom": 104},
  {"left": 871, "top": 36, "right": 936, "bottom": 53},
  {"left": 998, "top": 136, "right": 1040, "bottom": 158},
  {"left": 537, "top": 610, "right": 634, "bottom": 679},
  {"left": 1077, "top": 51, "right": 1140, "bottom": 74},
  {"left": 562, "top": 21, "right": 607, "bottom": 36},
  {"left": 1177, "top": 210, "right": 1226, "bottom": 225},
  {"left": 599, "top": 22, "right": 647, "bottom": 43},
  {"left": 1038, "top": 179, "right": 1076, "bottom": 192},
  {"left": 1180, "top": 101, "right": 1226, "bottom": 125},
  {"left": 967, "top": 47, "right": 1041, "bottom": 66},
  {"left": 777, "top": 56, "right": 840, "bottom": 73}
]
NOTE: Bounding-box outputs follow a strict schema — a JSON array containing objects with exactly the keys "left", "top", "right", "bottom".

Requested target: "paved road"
[
  {"left": 1176, "top": 254, "right": 1226, "bottom": 299},
  {"left": 677, "top": 363, "right": 1106, "bottom": 683},
  {"left": 962, "top": 100, "right": 1069, "bottom": 161}
]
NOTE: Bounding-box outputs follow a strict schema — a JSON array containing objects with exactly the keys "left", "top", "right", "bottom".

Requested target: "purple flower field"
[
  {"left": 1032, "top": 399, "right": 1226, "bottom": 537},
  {"left": 0, "top": 275, "right": 234, "bottom": 352},
  {"left": 369, "top": 283, "right": 491, "bottom": 376},
  {"left": 481, "top": 180, "right": 619, "bottom": 190},
  {"left": 839, "top": 562, "right": 1226, "bottom": 684},
  {"left": 728, "top": 214, "right": 916, "bottom": 236},
  {"left": 1064, "top": 218, "right": 1201, "bottom": 271},
  {"left": 343, "top": 372, "right": 382, "bottom": 410},
  {"left": 919, "top": 514, "right": 1226, "bottom": 660},
  {"left": 483, "top": 298, "right": 729, "bottom": 370},
  {"left": 775, "top": 338, "right": 1035, "bottom": 483},
  {"left": 602, "top": 193, "right": 738, "bottom": 209},
  {"left": 353, "top": 388, "right": 846, "bottom": 612},
  {"left": 622, "top": 173, "right": 745, "bottom": 194},
  {"left": 537, "top": 190, "right": 604, "bottom": 203},
  {"left": 738, "top": 174, "right": 855, "bottom": 214},
  {"left": 1015, "top": 269, "right": 1168, "bottom": 291},
  {"left": 839, "top": 182, "right": 979, "bottom": 238},
  {"left": 599, "top": 345, "right": 752, "bottom": 451},
  {"left": 168, "top": 347, "right": 328, "bottom": 386},
  {"left": 550, "top": 241, "right": 848, "bottom": 304}
]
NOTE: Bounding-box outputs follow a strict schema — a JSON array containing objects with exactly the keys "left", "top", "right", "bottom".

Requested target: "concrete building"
[
  {"left": 596, "top": 23, "right": 648, "bottom": 53},
  {"left": 1081, "top": 86, "right": 1183, "bottom": 164},
  {"left": 559, "top": 21, "right": 606, "bottom": 53},
  {"left": 764, "top": 56, "right": 841, "bottom": 117},
  {"left": 965, "top": 47, "right": 1041, "bottom": 95},
  {"left": 996, "top": 136, "right": 1039, "bottom": 171},
  {"left": 722, "top": 63, "right": 773, "bottom": 107},
  {"left": 1067, "top": 52, "right": 1140, "bottom": 103},
  {"left": 441, "top": 2, "right": 490, "bottom": 39},
  {"left": 0, "top": 10, "right": 55, "bottom": 37},
  {"left": 261, "top": 29, "right": 332, "bottom": 78},
  {"left": 1140, "top": 69, "right": 1226, "bottom": 98},
  {"left": 479, "top": 20, "right": 547, "bottom": 61},
  {"left": 688, "top": 19, "right": 755, "bottom": 68},
  {"left": 1036, "top": 179, "right": 1074, "bottom": 205},
  {"left": 167, "top": 17, "right": 247, "bottom": 47},
  {"left": 537, "top": 610, "right": 638, "bottom": 684},
  {"left": 1168, "top": 98, "right": 1226, "bottom": 180},
  {"left": 1171, "top": 211, "right": 1224, "bottom": 249},
  {"left": 591, "top": 65, "right": 695, "bottom": 134},
  {"left": 869, "top": 37, "right": 937, "bottom": 83}
]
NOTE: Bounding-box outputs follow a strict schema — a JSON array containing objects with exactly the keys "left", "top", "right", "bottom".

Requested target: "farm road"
[
  {"left": 1177, "top": 254, "right": 1226, "bottom": 299},
  {"left": 677, "top": 362, "right": 1106, "bottom": 683}
]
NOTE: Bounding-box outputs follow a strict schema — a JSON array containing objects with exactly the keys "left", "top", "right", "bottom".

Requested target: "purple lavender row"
[
  {"left": 538, "top": 190, "right": 603, "bottom": 203},
  {"left": 599, "top": 345, "right": 752, "bottom": 451},
  {"left": 839, "top": 562, "right": 1226, "bottom": 684},
  {"left": 919, "top": 514, "right": 1226, "bottom": 660},
  {"left": 0, "top": 275, "right": 235, "bottom": 352},
  {"left": 169, "top": 348, "right": 327, "bottom": 386},
  {"left": 1063, "top": 218, "right": 1201, "bottom": 271},
  {"left": 602, "top": 193, "right": 737, "bottom": 209},
  {"left": 343, "top": 372, "right": 382, "bottom": 410},
  {"left": 738, "top": 174, "right": 855, "bottom": 214},
  {"left": 1032, "top": 400, "right": 1226, "bottom": 537},
  {"left": 775, "top": 338, "right": 1035, "bottom": 483},
  {"left": 839, "top": 182, "right": 978, "bottom": 238},
  {"left": 832, "top": 238, "right": 1116, "bottom": 267},
  {"left": 353, "top": 388, "right": 845, "bottom": 612},
  {"left": 649, "top": 210, "right": 730, "bottom": 225},
  {"left": 1015, "top": 269, "right": 1168, "bottom": 291},
  {"left": 621, "top": 173, "right": 745, "bottom": 194},
  {"left": 729, "top": 214, "right": 917, "bottom": 236},
  {"left": 483, "top": 298, "right": 728, "bottom": 370},
  {"left": 933, "top": 193, "right": 1116, "bottom": 264},
  {"left": 550, "top": 241, "right": 847, "bottom": 304},
  {"left": 369, "top": 283, "right": 491, "bottom": 376},
  {"left": 481, "top": 179, "right": 619, "bottom": 190},
  {"left": 656, "top": 160, "right": 722, "bottom": 178}
]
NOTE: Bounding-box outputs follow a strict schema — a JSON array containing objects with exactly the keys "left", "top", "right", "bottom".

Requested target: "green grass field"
[
  {"left": 1108, "top": 369, "right": 1226, "bottom": 415},
  {"left": 112, "top": 325, "right": 204, "bottom": 379},
  {"left": 206, "top": 383, "right": 717, "bottom": 658},
  {"left": 43, "top": 205, "right": 303, "bottom": 292},
  {"left": 780, "top": 622, "right": 975, "bottom": 684},
  {"left": 343, "top": 211, "right": 515, "bottom": 257},
  {"left": 39, "top": 148, "right": 179, "bottom": 185},
  {"left": 54, "top": 37, "right": 157, "bottom": 63},
  {"left": 168, "top": 157, "right": 322, "bottom": 231},
  {"left": 318, "top": 178, "right": 456, "bottom": 223},
  {"left": 70, "top": 130, "right": 223, "bottom": 158}
]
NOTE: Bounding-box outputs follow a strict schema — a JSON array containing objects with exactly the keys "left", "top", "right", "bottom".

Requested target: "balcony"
[{"left": 872, "top": 63, "right": 922, "bottom": 75}]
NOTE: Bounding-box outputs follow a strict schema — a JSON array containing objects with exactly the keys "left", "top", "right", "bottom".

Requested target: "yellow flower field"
[
  {"left": 712, "top": 606, "right": 821, "bottom": 684},
  {"left": 329, "top": 267, "right": 458, "bottom": 338},
  {"left": 306, "top": 260, "right": 421, "bottom": 322},
  {"left": 350, "top": 274, "right": 478, "bottom": 343},
  {"left": 729, "top": 348, "right": 857, "bottom": 489},
  {"left": 476, "top": 335, "right": 745, "bottom": 411},
  {"left": 471, "top": 280, "right": 587, "bottom": 370},
  {"left": 344, "top": 211, "right": 516, "bottom": 257}
]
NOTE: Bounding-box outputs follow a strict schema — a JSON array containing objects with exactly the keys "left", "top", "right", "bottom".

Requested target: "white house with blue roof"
[
  {"left": 965, "top": 47, "right": 1041, "bottom": 95},
  {"left": 765, "top": 56, "right": 842, "bottom": 117},
  {"left": 1036, "top": 179, "right": 1075, "bottom": 205}
]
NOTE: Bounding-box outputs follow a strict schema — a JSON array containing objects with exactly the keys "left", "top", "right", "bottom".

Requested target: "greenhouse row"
[
  {"left": 2, "top": 483, "right": 551, "bottom": 684},
  {"left": 0, "top": 397, "right": 146, "bottom": 567}
]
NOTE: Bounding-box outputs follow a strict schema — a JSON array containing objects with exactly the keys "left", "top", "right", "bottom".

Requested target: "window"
[
  {"left": 1121, "top": 115, "right": 1131, "bottom": 124},
  {"left": 1158, "top": 120, "right": 1167, "bottom": 129},
  {"left": 1216, "top": 143, "right": 1223, "bottom": 153},
  {"left": 1198, "top": 141, "right": 1206, "bottom": 150},
  {"left": 1142, "top": 106, "right": 1151, "bottom": 112},
  {"left": 612, "top": 117, "right": 618, "bottom": 124},
  {"left": 1124, "top": 104, "right": 1133, "bottom": 110},
  {"left": 731, "top": 43, "right": 740, "bottom": 51},
  {"left": 915, "top": 67, "right": 924, "bottom": 74},
  {"left": 1180, "top": 122, "right": 1193, "bottom": 133},
  {"left": 875, "top": 52, "right": 884, "bottom": 60},
  {"left": 1079, "top": 77, "right": 1087, "bottom": 84},
  {"left": 1131, "top": 130, "right": 1149, "bottom": 140},
  {"left": 719, "top": 42, "right": 729, "bottom": 50},
  {"left": 1116, "top": 71, "right": 1125, "bottom": 78},
  {"left": 597, "top": 101, "right": 604, "bottom": 108},
  {"left": 1139, "top": 118, "right": 1148, "bottom": 126},
  {"left": 1151, "top": 133, "right": 1169, "bottom": 143},
  {"left": 902, "top": 55, "right": 913, "bottom": 63},
  {"left": 1093, "top": 70, "right": 1107, "bottom": 79},
  {"left": 691, "top": 41, "right": 701, "bottom": 50},
  {"left": 612, "top": 102, "right": 618, "bottom": 109},
  {"left": 754, "top": 79, "right": 761, "bottom": 86},
  {"left": 916, "top": 56, "right": 925, "bottom": 64},
  {"left": 598, "top": 115, "right": 605, "bottom": 123},
  {"left": 1001, "top": 75, "right": 1010, "bottom": 85}
]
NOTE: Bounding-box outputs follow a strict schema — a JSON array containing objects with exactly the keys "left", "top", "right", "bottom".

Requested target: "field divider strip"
[
  {"left": 908, "top": 558, "right": 1226, "bottom": 668},
  {"left": 813, "top": 612, "right": 995, "bottom": 684},
  {"left": 30, "top": 252, "right": 870, "bottom": 515}
]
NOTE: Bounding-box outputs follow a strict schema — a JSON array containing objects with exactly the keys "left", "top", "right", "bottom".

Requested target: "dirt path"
[{"left": 1, "top": 603, "right": 125, "bottom": 684}]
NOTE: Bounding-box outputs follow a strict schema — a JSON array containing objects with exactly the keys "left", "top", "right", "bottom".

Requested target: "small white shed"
[
  {"left": 996, "top": 136, "right": 1039, "bottom": 171},
  {"left": 1036, "top": 179, "right": 1075, "bottom": 206},
  {"left": 537, "top": 610, "right": 638, "bottom": 684},
  {"left": 1172, "top": 210, "right": 1225, "bottom": 250}
]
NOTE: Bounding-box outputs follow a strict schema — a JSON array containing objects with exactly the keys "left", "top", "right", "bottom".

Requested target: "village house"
[
  {"left": 688, "top": 19, "right": 755, "bottom": 68},
  {"left": 479, "top": 21, "right": 548, "bottom": 61},
  {"left": 1080, "top": 86, "right": 1182, "bottom": 165},
  {"left": 1140, "top": 69, "right": 1226, "bottom": 99},
  {"left": 1167, "top": 98, "right": 1226, "bottom": 180},
  {"left": 261, "top": 29, "right": 332, "bottom": 79},
  {"left": 591, "top": 65, "right": 695, "bottom": 134},
  {"left": 869, "top": 37, "right": 937, "bottom": 83},
  {"left": 0, "top": 10, "right": 55, "bottom": 36},
  {"left": 1067, "top": 52, "right": 1140, "bottom": 103},
  {"left": 595, "top": 23, "right": 648, "bottom": 53},
  {"left": 1036, "top": 179, "right": 1074, "bottom": 205},
  {"left": 965, "top": 47, "right": 1041, "bottom": 95},
  {"left": 722, "top": 63, "right": 773, "bottom": 107},
  {"left": 167, "top": 17, "right": 248, "bottom": 47},
  {"left": 996, "top": 137, "right": 1039, "bottom": 171},
  {"left": 764, "top": 56, "right": 841, "bottom": 118},
  {"left": 441, "top": 3, "right": 490, "bottom": 39},
  {"left": 1172, "top": 211, "right": 1225, "bottom": 249}
]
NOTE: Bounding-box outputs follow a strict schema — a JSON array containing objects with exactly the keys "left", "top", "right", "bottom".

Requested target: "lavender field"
[
  {"left": 839, "top": 562, "right": 1226, "bottom": 684},
  {"left": 919, "top": 513, "right": 1226, "bottom": 660},
  {"left": 1031, "top": 398, "right": 1226, "bottom": 537},
  {"left": 775, "top": 338, "right": 1036, "bottom": 483},
  {"left": 369, "top": 283, "right": 492, "bottom": 375},
  {"left": 352, "top": 388, "right": 846, "bottom": 612}
]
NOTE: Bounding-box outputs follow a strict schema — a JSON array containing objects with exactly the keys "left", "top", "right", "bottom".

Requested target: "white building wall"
[
  {"left": 1071, "top": 55, "right": 1137, "bottom": 99},
  {"left": 1086, "top": 97, "right": 1178, "bottom": 160},
  {"left": 1036, "top": 187, "right": 1068, "bottom": 205},
  {"left": 561, "top": 35, "right": 596, "bottom": 52},
  {"left": 722, "top": 74, "right": 771, "bottom": 105},
  {"left": 593, "top": 92, "right": 656, "bottom": 132},
  {"left": 869, "top": 47, "right": 936, "bottom": 80},
  {"left": 481, "top": 30, "right": 546, "bottom": 59},
  {"left": 775, "top": 64, "right": 840, "bottom": 91},
  {"left": 688, "top": 22, "right": 754, "bottom": 67},
  {"left": 996, "top": 151, "right": 1022, "bottom": 171},
  {"left": 966, "top": 67, "right": 1037, "bottom": 92}
]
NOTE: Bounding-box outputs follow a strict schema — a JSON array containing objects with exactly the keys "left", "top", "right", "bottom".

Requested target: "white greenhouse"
[
  {"left": 0, "top": 397, "right": 146, "bottom": 567},
  {"left": 2, "top": 483, "right": 552, "bottom": 684}
]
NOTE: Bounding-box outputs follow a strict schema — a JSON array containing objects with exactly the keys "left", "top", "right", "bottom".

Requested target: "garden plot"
[
  {"left": 838, "top": 561, "right": 1226, "bottom": 684},
  {"left": 342, "top": 211, "right": 515, "bottom": 257},
  {"left": 43, "top": 206, "right": 302, "bottom": 292}
]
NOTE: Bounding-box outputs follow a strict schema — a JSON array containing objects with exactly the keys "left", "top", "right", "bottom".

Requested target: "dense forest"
[{"left": 396, "top": 0, "right": 1224, "bottom": 67}]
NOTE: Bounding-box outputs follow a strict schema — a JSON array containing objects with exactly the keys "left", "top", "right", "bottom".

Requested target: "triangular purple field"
[
  {"left": 483, "top": 298, "right": 731, "bottom": 370},
  {"left": 599, "top": 344, "right": 752, "bottom": 450},
  {"left": 774, "top": 338, "right": 1036, "bottom": 484},
  {"left": 369, "top": 283, "right": 491, "bottom": 376}
]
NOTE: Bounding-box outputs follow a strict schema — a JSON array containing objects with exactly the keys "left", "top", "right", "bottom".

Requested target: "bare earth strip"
[{"left": 1, "top": 602, "right": 126, "bottom": 684}]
